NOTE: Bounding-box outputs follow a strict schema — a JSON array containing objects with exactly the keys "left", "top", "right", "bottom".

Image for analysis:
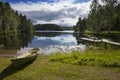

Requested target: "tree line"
[
  {"left": 0, "top": 1, "right": 34, "bottom": 34},
  {"left": 34, "top": 24, "right": 63, "bottom": 31},
  {"left": 74, "top": 0, "right": 120, "bottom": 34}
]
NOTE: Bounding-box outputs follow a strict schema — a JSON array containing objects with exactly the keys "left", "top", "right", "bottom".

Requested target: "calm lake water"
[
  {"left": 0, "top": 30, "right": 120, "bottom": 57},
  {"left": 22, "top": 30, "right": 86, "bottom": 55}
]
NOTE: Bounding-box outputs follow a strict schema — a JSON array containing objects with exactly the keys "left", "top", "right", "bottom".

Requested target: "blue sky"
[{"left": 5, "top": 0, "right": 91, "bottom": 26}]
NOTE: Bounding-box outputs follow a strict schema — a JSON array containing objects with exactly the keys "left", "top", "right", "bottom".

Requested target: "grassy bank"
[
  {"left": 49, "top": 49, "right": 120, "bottom": 67},
  {"left": 0, "top": 50, "right": 120, "bottom": 80}
]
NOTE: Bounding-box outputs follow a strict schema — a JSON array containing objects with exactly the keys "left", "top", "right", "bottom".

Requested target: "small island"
[
  {"left": 34, "top": 24, "right": 73, "bottom": 31},
  {"left": 34, "top": 24, "right": 64, "bottom": 31}
]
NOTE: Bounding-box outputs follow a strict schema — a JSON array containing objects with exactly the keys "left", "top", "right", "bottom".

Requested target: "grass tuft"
[{"left": 49, "top": 49, "right": 120, "bottom": 67}]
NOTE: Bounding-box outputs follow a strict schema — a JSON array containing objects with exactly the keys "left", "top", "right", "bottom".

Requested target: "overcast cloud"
[{"left": 10, "top": 0, "right": 91, "bottom": 26}]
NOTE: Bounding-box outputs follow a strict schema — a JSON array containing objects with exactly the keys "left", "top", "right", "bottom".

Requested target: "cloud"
[{"left": 10, "top": 0, "right": 91, "bottom": 26}]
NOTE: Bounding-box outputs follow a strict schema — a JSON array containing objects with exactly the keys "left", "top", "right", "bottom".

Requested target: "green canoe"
[{"left": 11, "top": 48, "right": 39, "bottom": 68}]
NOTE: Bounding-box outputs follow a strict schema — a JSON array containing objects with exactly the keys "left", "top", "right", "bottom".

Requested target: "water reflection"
[
  {"left": 0, "top": 31, "right": 120, "bottom": 56},
  {"left": 31, "top": 33, "right": 77, "bottom": 48},
  {"left": 0, "top": 32, "right": 34, "bottom": 56},
  {"left": 74, "top": 33, "right": 120, "bottom": 50},
  {"left": 28, "top": 31, "right": 79, "bottom": 54},
  {"left": 0, "top": 31, "right": 79, "bottom": 56},
  {"left": 35, "top": 32, "right": 61, "bottom": 37}
]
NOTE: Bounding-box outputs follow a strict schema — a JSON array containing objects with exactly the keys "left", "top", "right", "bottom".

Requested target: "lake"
[
  {"left": 0, "top": 30, "right": 120, "bottom": 57},
  {"left": 18, "top": 30, "right": 86, "bottom": 55}
]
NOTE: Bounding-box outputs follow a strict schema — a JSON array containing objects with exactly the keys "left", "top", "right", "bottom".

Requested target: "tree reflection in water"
[
  {"left": 74, "top": 33, "right": 120, "bottom": 50},
  {"left": 0, "top": 32, "right": 34, "bottom": 56}
]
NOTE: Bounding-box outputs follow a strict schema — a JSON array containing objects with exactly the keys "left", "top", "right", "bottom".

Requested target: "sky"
[{"left": 4, "top": 0, "right": 91, "bottom": 26}]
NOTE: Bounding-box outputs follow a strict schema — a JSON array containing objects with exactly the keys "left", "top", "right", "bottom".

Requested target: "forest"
[
  {"left": 74, "top": 0, "right": 120, "bottom": 34},
  {"left": 34, "top": 24, "right": 64, "bottom": 31},
  {"left": 0, "top": 1, "right": 34, "bottom": 34}
]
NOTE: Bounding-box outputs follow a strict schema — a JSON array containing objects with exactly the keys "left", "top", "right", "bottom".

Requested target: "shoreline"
[{"left": 0, "top": 54, "right": 120, "bottom": 80}]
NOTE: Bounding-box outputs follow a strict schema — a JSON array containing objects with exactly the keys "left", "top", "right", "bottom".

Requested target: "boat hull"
[
  {"left": 11, "top": 54, "right": 37, "bottom": 68},
  {"left": 11, "top": 48, "right": 39, "bottom": 68}
]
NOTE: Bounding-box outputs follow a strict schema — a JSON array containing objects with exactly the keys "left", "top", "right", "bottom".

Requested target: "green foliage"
[
  {"left": 74, "top": 17, "right": 86, "bottom": 33},
  {"left": 84, "top": 31, "right": 120, "bottom": 42},
  {"left": 62, "top": 26, "right": 73, "bottom": 30},
  {"left": 0, "top": 1, "right": 34, "bottom": 34},
  {"left": 75, "top": 0, "right": 120, "bottom": 34},
  {"left": 49, "top": 49, "right": 120, "bottom": 67},
  {"left": 34, "top": 24, "right": 63, "bottom": 31}
]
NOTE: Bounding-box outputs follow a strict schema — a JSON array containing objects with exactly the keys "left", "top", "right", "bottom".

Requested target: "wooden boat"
[{"left": 11, "top": 48, "right": 39, "bottom": 68}]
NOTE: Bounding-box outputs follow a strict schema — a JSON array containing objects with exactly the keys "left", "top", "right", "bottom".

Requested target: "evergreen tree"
[
  {"left": 87, "top": 0, "right": 101, "bottom": 33},
  {"left": 0, "top": 1, "right": 34, "bottom": 34},
  {"left": 74, "top": 16, "right": 86, "bottom": 33},
  {"left": 101, "top": 0, "right": 117, "bottom": 33},
  {"left": 0, "top": 1, "right": 3, "bottom": 30},
  {"left": 77, "top": 0, "right": 120, "bottom": 34}
]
